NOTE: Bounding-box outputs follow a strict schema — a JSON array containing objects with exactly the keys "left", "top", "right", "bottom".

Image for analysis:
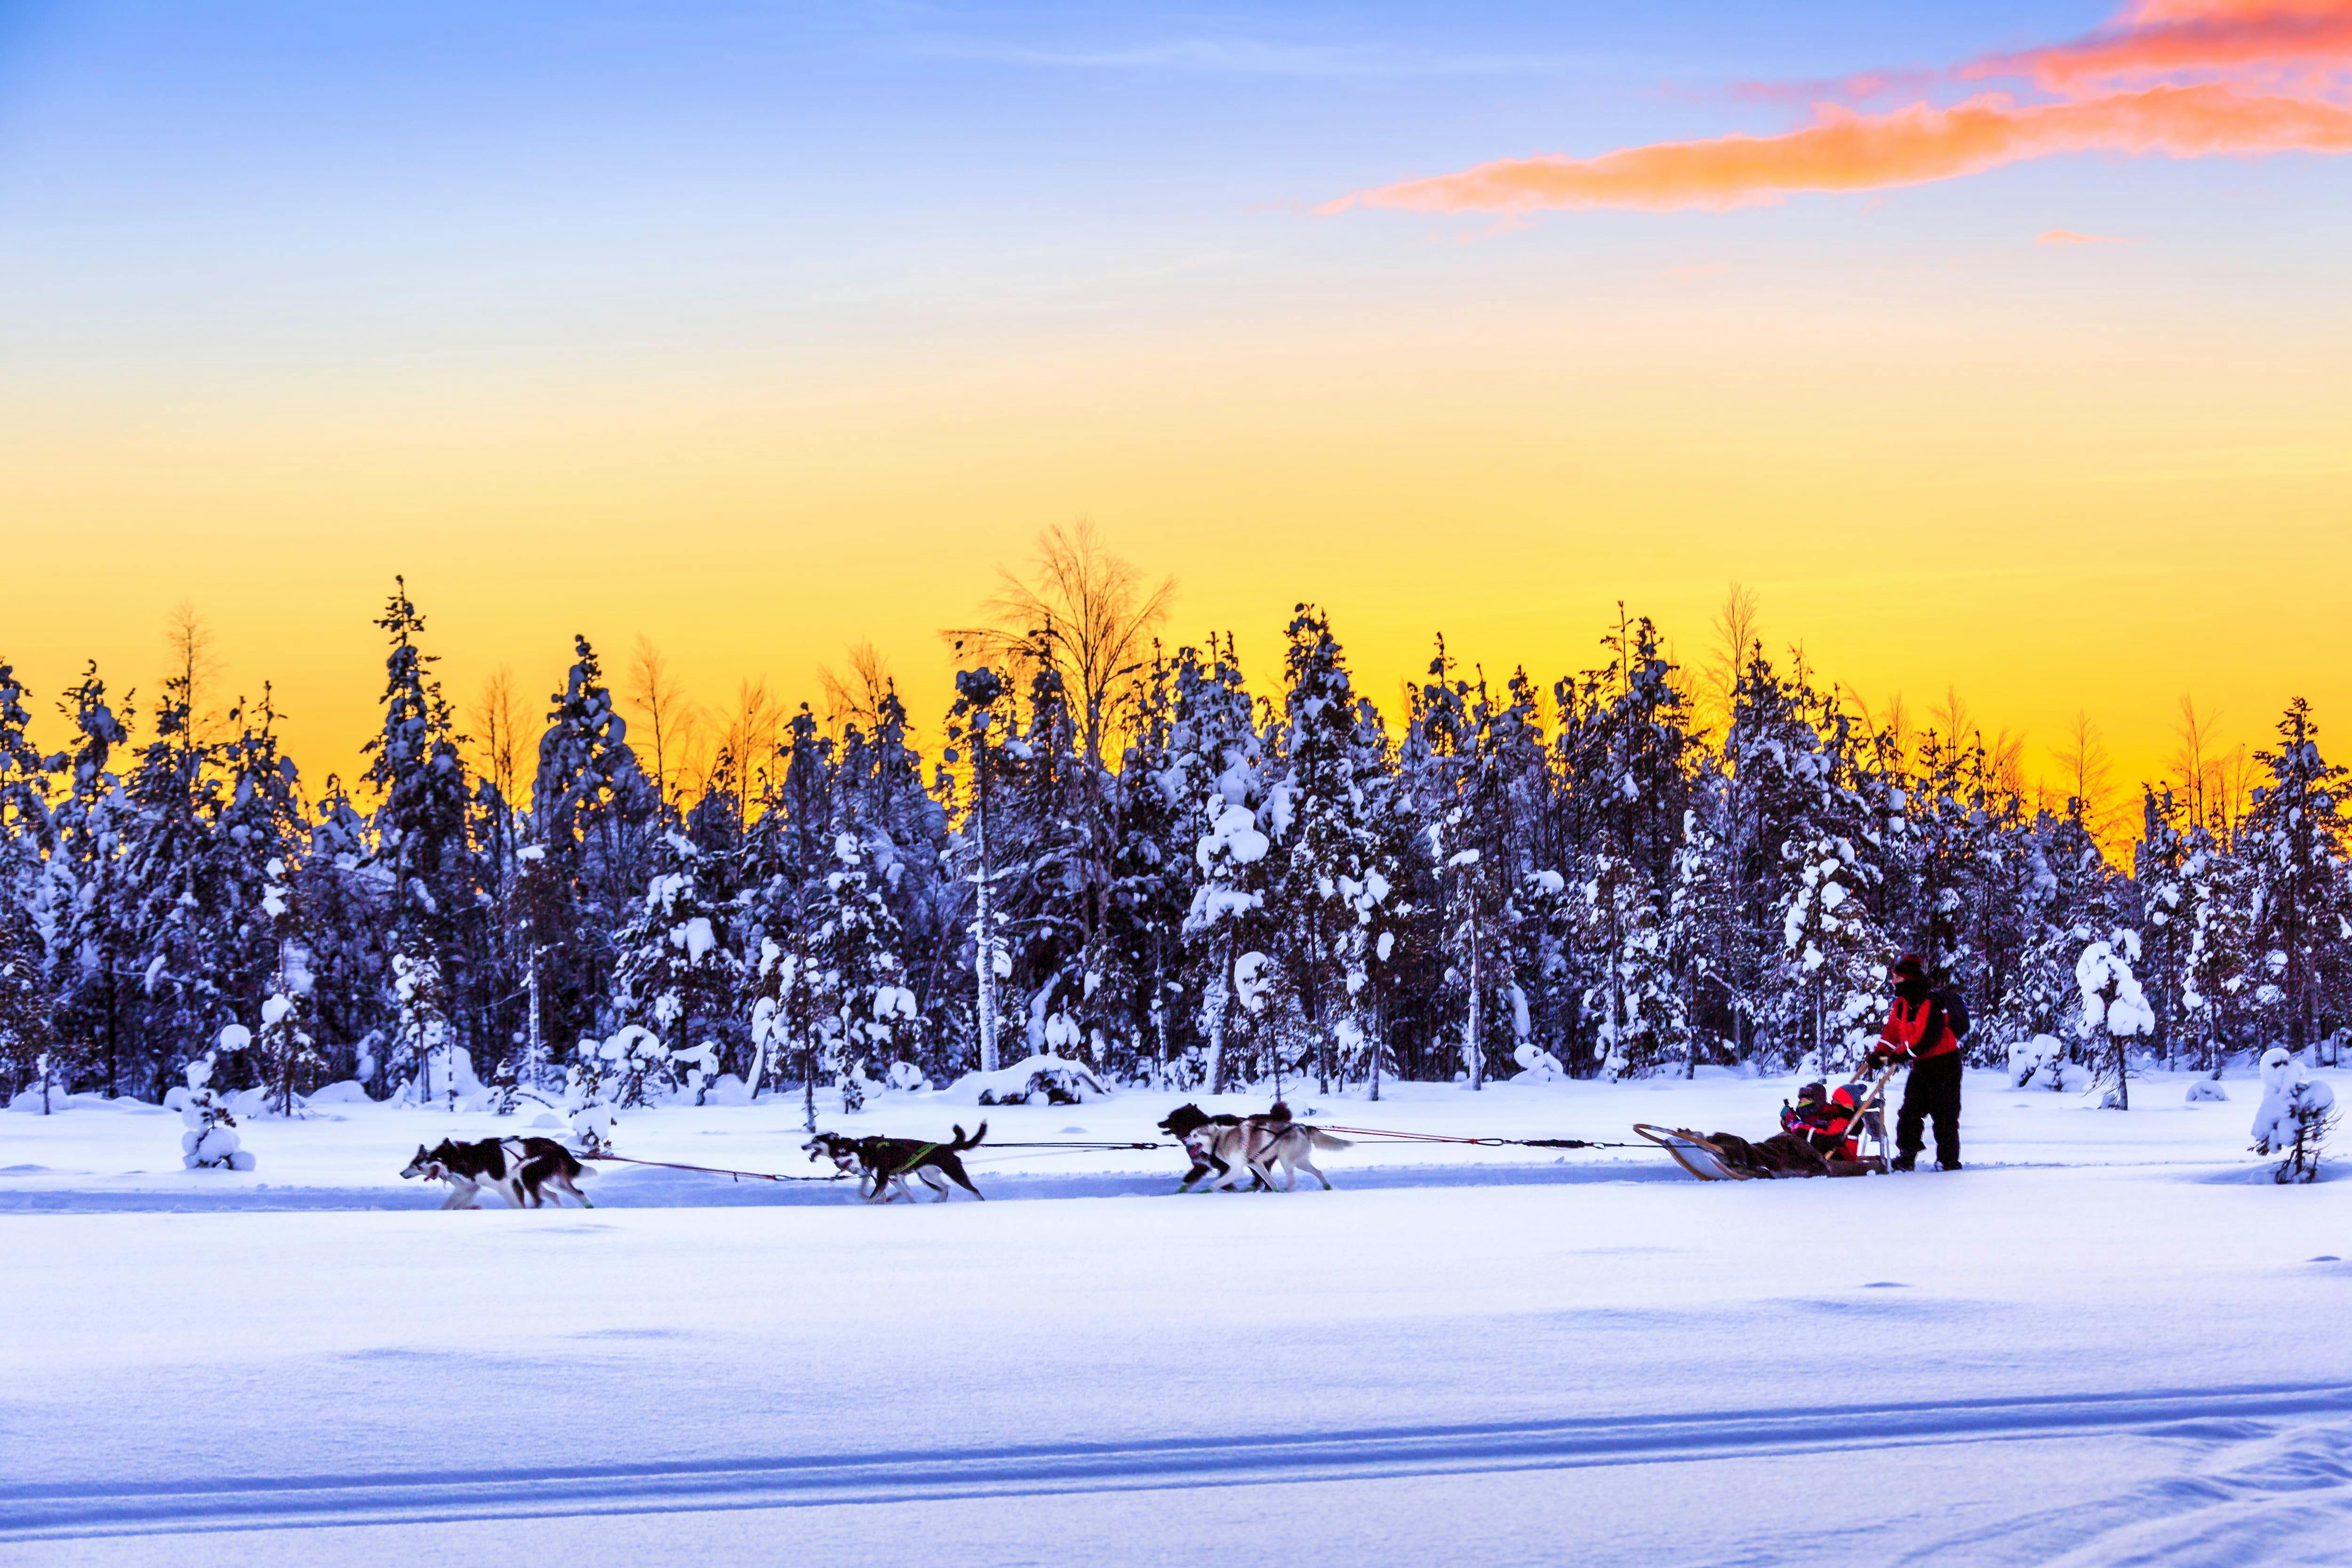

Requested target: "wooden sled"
[{"left": 1635, "top": 1123, "right": 1883, "bottom": 1182}]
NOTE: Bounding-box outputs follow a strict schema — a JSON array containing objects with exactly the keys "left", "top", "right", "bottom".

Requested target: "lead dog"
[
  {"left": 401, "top": 1137, "right": 591, "bottom": 1209},
  {"left": 803, "top": 1124, "right": 988, "bottom": 1203}
]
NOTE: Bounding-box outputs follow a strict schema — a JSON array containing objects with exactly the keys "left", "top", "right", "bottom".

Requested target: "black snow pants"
[{"left": 1895, "top": 1050, "right": 1963, "bottom": 1167}]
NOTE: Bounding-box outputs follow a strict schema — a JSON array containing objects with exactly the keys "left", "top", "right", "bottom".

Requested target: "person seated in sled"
[{"left": 1780, "top": 1081, "right": 1867, "bottom": 1163}]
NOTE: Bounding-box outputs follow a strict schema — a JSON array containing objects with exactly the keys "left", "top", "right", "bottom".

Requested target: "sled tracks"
[{"left": 10, "top": 1381, "right": 2352, "bottom": 1542}]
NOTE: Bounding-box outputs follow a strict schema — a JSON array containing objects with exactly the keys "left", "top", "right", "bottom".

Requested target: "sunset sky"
[{"left": 2, "top": 0, "right": 2348, "bottom": 790}]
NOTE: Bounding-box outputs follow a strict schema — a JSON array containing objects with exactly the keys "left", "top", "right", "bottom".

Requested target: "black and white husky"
[
  {"left": 401, "top": 1137, "right": 591, "bottom": 1209},
  {"left": 803, "top": 1125, "right": 988, "bottom": 1203}
]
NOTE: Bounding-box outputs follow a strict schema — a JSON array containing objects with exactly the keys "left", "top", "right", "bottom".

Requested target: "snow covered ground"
[{"left": 5, "top": 1068, "right": 2350, "bottom": 1567}]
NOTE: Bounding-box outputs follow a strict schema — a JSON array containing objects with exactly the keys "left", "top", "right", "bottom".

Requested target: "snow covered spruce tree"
[
  {"left": 119, "top": 654, "right": 224, "bottom": 1073},
  {"left": 946, "top": 668, "right": 1013, "bottom": 1074},
  {"left": 532, "top": 634, "right": 658, "bottom": 1068},
  {"left": 2240, "top": 699, "right": 2348, "bottom": 1055},
  {"left": 2251, "top": 1045, "right": 2336, "bottom": 1183},
  {"left": 2132, "top": 786, "right": 2191, "bottom": 1068},
  {"left": 364, "top": 581, "right": 479, "bottom": 1095},
  {"left": 0, "top": 918, "right": 61, "bottom": 1111},
  {"left": 830, "top": 680, "right": 951, "bottom": 1077},
  {"left": 739, "top": 704, "right": 833, "bottom": 1126},
  {"left": 608, "top": 830, "right": 737, "bottom": 1105},
  {"left": 1175, "top": 638, "right": 1270, "bottom": 1092},
  {"left": 48, "top": 665, "right": 135, "bottom": 1097},
  {"left": 177, "top": 1046, "right": 254, "bottom": 1171},
  {"left": 1094, "top": 648, "right": 1198, "bottom": 1086},
  {"left": 2075, "top": 931, "right": 2154, "bottom": 1109},
  {"left": 1270, "top": 607, "right": 1396, "bottom": 1093},
  {"left": 248, "top": 853, "right": 323, "bottom": 1117},
  {"left": 1562, "top": 616, "right": 1696, "bottom": 1077},
  {"left": 805, "top": 815, "right": 919, "bottom": 1113}
]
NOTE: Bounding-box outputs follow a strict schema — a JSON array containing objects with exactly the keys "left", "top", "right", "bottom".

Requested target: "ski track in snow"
[
  {"left": 1892, "top": 1416, "right": 2352, "bottom": 1568},
  {"left": 8, "top": 1382, "right": 2351, "bottom": 1544}
]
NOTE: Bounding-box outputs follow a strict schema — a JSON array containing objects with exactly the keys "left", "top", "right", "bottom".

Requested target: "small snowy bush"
[
  {"left": 672, "top": 1038, "right": 719, "bottom": 1104},
  {"left": 566, "top": 1092, "right": 618, "bottom": 1156},
  {"left": 701, "top": 1072, "right": 753, "bottom": 1107},
  {"left": 2185, "top": 1079, "right": 2229, "bottom": 1104},
  {"left": 2011, "top": 1034, "right": 2073, "bottom": 1091},
  {"left": 563, "top": 1031, "right": 629, "bottom": 1153},
  {"left": 2251, "top": 1046, "right": 2336, "bottom": 1184},
  {"left": 398, "top": 1045, "right": 490, "bottom": 1111},
  {"left": 1511, "top": 1042, "right": 1569, "bottom": 1084},
  {"left": 946, "top": 1053, "right": 1109, "bottom": 1106},
  {"left": 178, "top": 1053, "right": 254, "bottom": 1172}
]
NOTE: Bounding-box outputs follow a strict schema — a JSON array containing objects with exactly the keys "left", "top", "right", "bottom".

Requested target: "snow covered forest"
[{"left": 2, "top": 531, "right": 2345, "bottom": 1114}]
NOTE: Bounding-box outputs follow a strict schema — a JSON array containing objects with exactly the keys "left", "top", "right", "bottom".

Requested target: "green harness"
[{"left": 886, "top": 1141, "right": 940, "bottom": 1175}]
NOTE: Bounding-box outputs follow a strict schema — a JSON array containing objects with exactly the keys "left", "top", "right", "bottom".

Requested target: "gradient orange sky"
[{"left": 2, "top": 0, "right": 2348, "bottom": 792}]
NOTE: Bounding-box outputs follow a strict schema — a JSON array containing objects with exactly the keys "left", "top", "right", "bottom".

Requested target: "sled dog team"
[{"left": 398, "top": 1104, "right": 1351, "bottom": 1208}]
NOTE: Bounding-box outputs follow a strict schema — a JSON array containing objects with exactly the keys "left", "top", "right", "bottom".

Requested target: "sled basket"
[{"left": 1634, "top": 1124, "right": 1760, "bottom": 1182}]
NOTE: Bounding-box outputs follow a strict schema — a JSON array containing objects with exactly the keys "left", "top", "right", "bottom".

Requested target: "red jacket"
[{"left": 1879, "top": 992, "right": 1960, "bottom": 1060}]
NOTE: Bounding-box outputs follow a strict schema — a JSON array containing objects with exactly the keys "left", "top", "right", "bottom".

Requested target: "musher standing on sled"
[{"left": 1867, "top": 953, "right": 1968, "bottom": 1172}]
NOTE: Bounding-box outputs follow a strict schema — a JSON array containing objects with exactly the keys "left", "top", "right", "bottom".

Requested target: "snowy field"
[{"left": 5, "top": 1068, "right": 2351, "bottom": 1567}]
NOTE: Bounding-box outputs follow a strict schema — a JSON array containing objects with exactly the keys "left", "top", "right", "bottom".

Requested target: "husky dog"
[
  {"left": 401, "top": 1137, "right": 591, "bottom": 1209},
  {"left": 1158, "top": 1103, "right": 1250, "bottom": 1191},
  {"left": 803, "top": 1125, "right": 988, "bottom": 1203},
  {"left": 1160, "top": 1103, "right": 1352, "bottom": 1192}
]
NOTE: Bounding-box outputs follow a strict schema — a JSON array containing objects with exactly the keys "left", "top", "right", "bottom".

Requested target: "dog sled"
[{"left": 1636, "top": 1065, "right": 1898, "bottom": 1182}]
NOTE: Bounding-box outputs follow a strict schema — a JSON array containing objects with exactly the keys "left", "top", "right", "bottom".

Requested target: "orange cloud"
[
  {"left": 1329, "top": 0, "right": 2352, "bottom": 218},
  {"left": 1323, "top": 85, "right": 2352, "bottom": 214},
  {"left": 1972, "top": 6, "right": 2352, "bottom": 91}
]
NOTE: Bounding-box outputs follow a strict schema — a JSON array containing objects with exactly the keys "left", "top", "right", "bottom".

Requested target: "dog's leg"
[{"left": 936, "top": 1156, "right": 984, "bottom": 1200}]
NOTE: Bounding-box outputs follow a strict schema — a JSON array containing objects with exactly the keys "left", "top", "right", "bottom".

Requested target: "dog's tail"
[
  {"left": 950, "top": 1121, "right": 987, "bottom": 1151},
  {"left": 1305, "top": 1130, "right": 1353, "bottom": 1150}
]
